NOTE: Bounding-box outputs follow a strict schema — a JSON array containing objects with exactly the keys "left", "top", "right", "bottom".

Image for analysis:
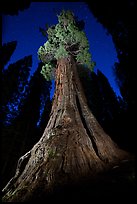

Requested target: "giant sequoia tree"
[{"left": 2, "top": 10, "right": 132, "bottom": 202}]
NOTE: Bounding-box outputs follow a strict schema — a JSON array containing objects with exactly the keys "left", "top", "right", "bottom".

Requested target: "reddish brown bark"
[{"left": 2, "top": 56, "right": 131, "bottom": 202}]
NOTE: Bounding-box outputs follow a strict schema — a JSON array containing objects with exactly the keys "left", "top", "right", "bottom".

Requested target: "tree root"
[{"left": 2, "top": 150, "right": 31, "bottom": 194}]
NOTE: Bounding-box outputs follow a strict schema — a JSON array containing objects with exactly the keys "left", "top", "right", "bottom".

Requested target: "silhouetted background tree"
[
  {"left": 1, "top": 53, "right": 32, "bottom": 125},
  {"left": 1, "top": 42, "right": 52, "bottom": 188},
  {"left": 1, "top": 41, "right": 17, "bottom": 68},
  {"left": 1, "top": 49, "right": 31, "bottom": 186},
  {"left": 85, "top": 0, "right": 136, "bottom": 152}
]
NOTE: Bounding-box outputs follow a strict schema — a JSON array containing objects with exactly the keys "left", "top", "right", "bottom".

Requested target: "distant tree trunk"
[{"left": 2, "top": 56, "right": 130, "bottom": 202}]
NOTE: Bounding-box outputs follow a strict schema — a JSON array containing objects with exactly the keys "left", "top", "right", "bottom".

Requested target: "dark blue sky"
[{"left": 2, "top": 2, "right": 120, "bottom": 97}]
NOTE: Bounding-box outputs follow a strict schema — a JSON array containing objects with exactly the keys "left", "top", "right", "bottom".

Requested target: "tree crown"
[{"left": 38, "top": 10, "right": 95, "bottom": 80}]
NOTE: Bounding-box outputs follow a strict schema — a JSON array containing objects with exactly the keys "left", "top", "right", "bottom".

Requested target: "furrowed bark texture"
[{"left": 2, "top": 56, "right": 130, "bottom": 202}]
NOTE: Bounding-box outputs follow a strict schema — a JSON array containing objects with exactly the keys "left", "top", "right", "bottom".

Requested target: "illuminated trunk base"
[{"left": 2, "top": 56, "right": 130, "bottom": 202}]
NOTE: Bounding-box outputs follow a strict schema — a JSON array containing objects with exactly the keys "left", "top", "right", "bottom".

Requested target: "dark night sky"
[{"left": 2, "top": 2, "right": 121, "bottom": 98}]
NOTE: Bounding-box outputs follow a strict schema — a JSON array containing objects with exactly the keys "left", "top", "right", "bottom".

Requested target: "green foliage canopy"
[{"left": 38, "top": 10, "right": 95, "bottom": 80}]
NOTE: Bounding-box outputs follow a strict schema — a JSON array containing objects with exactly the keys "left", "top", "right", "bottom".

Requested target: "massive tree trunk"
[{"left": 2, "top": 56, "right": 131, "bottom": 202}]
